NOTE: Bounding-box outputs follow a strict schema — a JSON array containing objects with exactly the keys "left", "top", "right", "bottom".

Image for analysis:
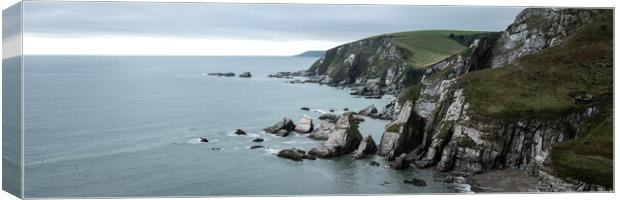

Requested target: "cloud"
[{"left": 21, "top": 2, "right": 525, "bottom": 55}]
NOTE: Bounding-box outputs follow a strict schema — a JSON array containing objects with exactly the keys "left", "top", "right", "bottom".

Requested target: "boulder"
[
  {"left": 369, "top": 161, "right": 381, "bottom": 167},
  {"left": 294, "top": 115, "right": 314, "bottom": 133},
  {"left": 200, "top": 137, "right": 209, "bottom": 143},
  {"left": 277, "top": 149, "right": 304, "bottom": 161},
  {"left": 239, "top": 72, "right": 252, "bottom": 78},
  {"left": 358, "top": 105, "right": 378, "bottom": 116},
  {"left": 250, "top": 145, "right": 264, "bottom": 149},
  {"left": 263, "top": 118, "right": 296, "bottom": 136},
  {"left": 318, "top": 113, "right": 338, "bottom": 123},
  {"left": 352, "top": 135, "right": 378, "bottom": 159},
  {"left": 300, "top": 107, "right": 310, "bottom": 111},
  {"left": 276, "top": 129, "right": 290, "bottom": 137},
  {"left": 308, "top": 121, "right": 335, "bottom": 140},
  {"left": 404, "top": 178, "right": 427, "bottom": 186},
  {"left": 234, "top": 129, "right": 247, "bottom": 135},
  {"left": 252, "top": 138, "right": 264, "bottom": 143},
  {"left": 308, "top": 113, "right": 363, "bottom": 158}
]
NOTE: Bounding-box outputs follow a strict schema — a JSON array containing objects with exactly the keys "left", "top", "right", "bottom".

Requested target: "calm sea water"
[{"left": 22, "top": 56, "right": 454, "bottom": 197}]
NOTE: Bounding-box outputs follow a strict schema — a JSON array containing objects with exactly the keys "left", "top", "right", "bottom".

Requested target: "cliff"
[
  {"left": 377, "top": 8, "right": 613, "bottom": 191},
  {"left": 306, "top": 30, "right": 487, "bottom": 95}
]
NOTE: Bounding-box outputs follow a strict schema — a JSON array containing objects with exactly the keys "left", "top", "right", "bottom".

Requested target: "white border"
[{"left": 1, "top": 1, "right": 618, "bottom": 200}]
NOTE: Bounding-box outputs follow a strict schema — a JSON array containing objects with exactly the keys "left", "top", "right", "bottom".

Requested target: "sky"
[{"left": 20, "top": 1, "right": 524, "bottom": 56}]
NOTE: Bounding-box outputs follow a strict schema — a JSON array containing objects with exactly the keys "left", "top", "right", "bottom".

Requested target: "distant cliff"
[
  {"left": 306, "top": 30, "right": 487, "bottom": 96},
  {"left": 295, "top": 50, "right": 325, "bottom": 57},
  {"left": 377, "top": 8, "right": 612, "bottom": 191}
]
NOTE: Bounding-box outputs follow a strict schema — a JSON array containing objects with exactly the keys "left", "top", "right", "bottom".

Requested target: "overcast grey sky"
[{"left": 21, "top": 1, "right": 524, "bottom": 55}]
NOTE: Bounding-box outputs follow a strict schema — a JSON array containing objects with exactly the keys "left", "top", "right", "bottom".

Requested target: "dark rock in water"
[
  {"left": 343, "top": 108, "right": 349, "bottom": 111},
  {"left": 329, "top": 109, "right": 335, "bottom": 112},
  {"left": 252, "top": 138, "right": 264, "bottom": 143},
  {"left": 358, "top": 105, "right": 378, "bottom": 116},
  {"left": 200, "top": 137, "right": 209, "bottom": 143},
  {"left": 234, "top": 129, "right": 247, "bottom": 135},
  {"left": 276, "top": 129, "right": 290, "bottom": 137},
  {"left": 250, "top": 145, "right": 264, "bottom": 149},
  {"left": 352, "top": 135, "right": 378, "bottom": 159},
  {"left": 277, "top": 148, "right": 306, "bottom": 161},
  {"left": 263, "top": 118, "right": 296, "bottom": 136},
  {"left": 239, "top": 72, "right": 252, "bottom": 78},
  {"left": 211, "top": 147, "right": 221, "bottom": 151},
  {"left": 369, "top": 161, "right": 380, "bottom": 166},
  {"left": 294, "top": 115, "right": 314, "bottom": 133},
  {"left": 364, "top": 95, "right": 382, "bottom": 99},
  {"left": 404, "top": 178, "right": 427, "bottom": 186},
  {"left": 308, "top": 146, "right": 341, "bottom": 158},
  {"left": 318, "top": 113, "right": 338, "bottom": 123},
  {"left": 389, "top": 153, "right": 410, "bottom": 170},
  {"left": 207, "top": 72, "right": 235, "bottom": 77},
  {"left": 300, "top": 107, "right": 310, "bottom": 111},
  {"left": 302, "top": 154, "right": 317, "bottom": 160}
]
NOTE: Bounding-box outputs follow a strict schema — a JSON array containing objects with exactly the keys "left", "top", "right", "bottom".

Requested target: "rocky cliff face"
[
  {"left": 490, "top": 8, "right": 602, "bottom": 68},
  {"left": 307, "top": 36, "right": 411, "bottom": 95},
  {"left": 378, "top": 8, "right": 612, "bottom": 191}
]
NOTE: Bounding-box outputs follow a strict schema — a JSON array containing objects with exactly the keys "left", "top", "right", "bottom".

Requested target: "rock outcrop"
[
  {"left": 352, "top": 135, "right": 378, "bottom": 159},
  {"left": 294, "top": 115, "right": 314, "bottom": 133},
  {"left": 357, "top": 105, "right": 378, "bottom": 116},
  {"left": 308, "top": 121, "right": 336, "bottom": 140},
  {"left": 308, "top": 113, "right": 363, "bottom": 158},
  {"left": 263, "top": 118, "right": 296, "bottom": 137}
]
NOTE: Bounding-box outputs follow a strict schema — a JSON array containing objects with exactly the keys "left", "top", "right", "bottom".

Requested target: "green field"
[{"left": 388, "top": 30, "right": 486, "bottom": 68}]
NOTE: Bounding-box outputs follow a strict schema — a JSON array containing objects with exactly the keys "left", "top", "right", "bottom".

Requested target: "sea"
[{"left": 21, "top": 56, "right": 461, "bottom": 197}]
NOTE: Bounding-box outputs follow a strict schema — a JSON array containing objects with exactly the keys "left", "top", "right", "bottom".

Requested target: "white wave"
[{"left": 265, "top": 147, "right": 281, "bottom": 155}]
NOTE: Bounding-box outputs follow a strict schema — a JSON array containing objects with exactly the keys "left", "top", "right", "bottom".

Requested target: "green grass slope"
[
  {"left": 390, "top": 30, "right": 486, "bottom": 68},
  {"left": 461, "top": 11, "right": 613, "bottom": 187}
]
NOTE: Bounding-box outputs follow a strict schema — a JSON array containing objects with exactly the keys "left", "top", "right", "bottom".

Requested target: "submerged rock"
[
  {"left": 239, "top": 72, "right": 252, "bottom": 78},
  {"left": 369, "top": 161, "right": 381, "bottom": 166},
  {"left": 252, "top": 138, "right": 264, "bottom": 143},
  {"left": 294, "top": 115, "right": 314, "bottom": 133},
  {"left": 277, "top": 148, "right": 315, "bottom": 161},
  {"left": 234, "top": 129, "right": 247, "bottom": 135},
  {"left": 249, "top": 145, "right": 264, "bottom": 149},
  {"left": 300, "top": 107, "right": 310, "bottom": 111},
  {"left": 404, "top": 178, "right": 427, "bottom": 186},
  {"left": 207, "top": 72, "right": 235, "bottom": 77},
  {"left": 352, "top": 135, "right": 378, "bottom": 159}
]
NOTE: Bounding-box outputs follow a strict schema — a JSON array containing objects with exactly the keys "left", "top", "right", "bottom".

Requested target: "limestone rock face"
[
  {"left": 490, "top": 8, "right": 602, "bottom": 68},
  {"left": 306, "top": 36, "right": 409, "bottom": 95},
  {"left": 308, "top": 112, "right": 363, "bottom": 158},
  {"left": 294, "top": 115, "right": 314, "bottom": 133}
]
